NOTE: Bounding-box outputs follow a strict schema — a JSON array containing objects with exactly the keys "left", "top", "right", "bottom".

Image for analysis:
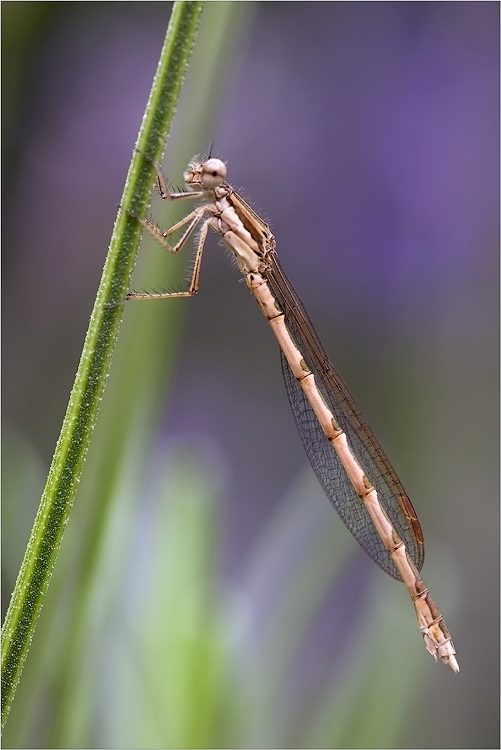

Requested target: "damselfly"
[{"left": 124, "top": 154, "right": 459, "bottom": 672}]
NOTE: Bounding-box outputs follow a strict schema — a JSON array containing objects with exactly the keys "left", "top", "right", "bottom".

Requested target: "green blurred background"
[{"left": 2, "top": 2, "right": 499, "bottom": 748}]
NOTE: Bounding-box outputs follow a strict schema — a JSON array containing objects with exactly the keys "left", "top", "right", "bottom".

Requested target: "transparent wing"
[
  {"left": 280, "top": 349, "right": 402, "bottom": 578},
  {"left": 269, "top": 255, "right": 424, "bottom": 579}
]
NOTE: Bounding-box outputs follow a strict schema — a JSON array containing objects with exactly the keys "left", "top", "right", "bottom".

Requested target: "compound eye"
[{"left": 201, "top": 158, "right": 227, "bottom": 188}]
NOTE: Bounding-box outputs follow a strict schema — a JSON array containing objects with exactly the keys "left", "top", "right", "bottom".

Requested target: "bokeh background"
[{"left": 2, "top": 2, "right": 499, "bottom": 748}]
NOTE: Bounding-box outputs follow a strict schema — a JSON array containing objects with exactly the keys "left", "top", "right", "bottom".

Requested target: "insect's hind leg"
[{"left": 126, "top": 216, "right": 211, "bottom": 301}]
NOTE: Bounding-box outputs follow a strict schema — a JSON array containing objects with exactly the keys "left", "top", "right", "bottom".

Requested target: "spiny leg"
[
  {"left": 123, "top": 150, "right": 212, "bottom": 301},
  {"left": 130, "top": 205, "right": 207, "bottom": 254},
  {"left": 126, "top": 217, "right": 211, "bottom": 301}
]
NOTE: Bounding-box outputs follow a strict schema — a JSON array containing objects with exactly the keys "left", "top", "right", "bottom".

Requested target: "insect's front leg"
[{"left": 135, "top": 148, "right": 204, "bottom": 203}]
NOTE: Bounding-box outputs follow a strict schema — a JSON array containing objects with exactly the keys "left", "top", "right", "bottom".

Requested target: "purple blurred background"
[{"left": 3, "top": 3, "right": 499, "bottom": 747}]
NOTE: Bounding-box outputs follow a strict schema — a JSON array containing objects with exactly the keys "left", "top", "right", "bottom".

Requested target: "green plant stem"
[{"left": 1, "top": 0, "right": 204, "bottom": 728}]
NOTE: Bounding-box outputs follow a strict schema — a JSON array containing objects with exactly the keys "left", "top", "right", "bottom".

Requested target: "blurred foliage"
[{"left": 3, "top": 430, "right": 424, "bottom": 748}]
